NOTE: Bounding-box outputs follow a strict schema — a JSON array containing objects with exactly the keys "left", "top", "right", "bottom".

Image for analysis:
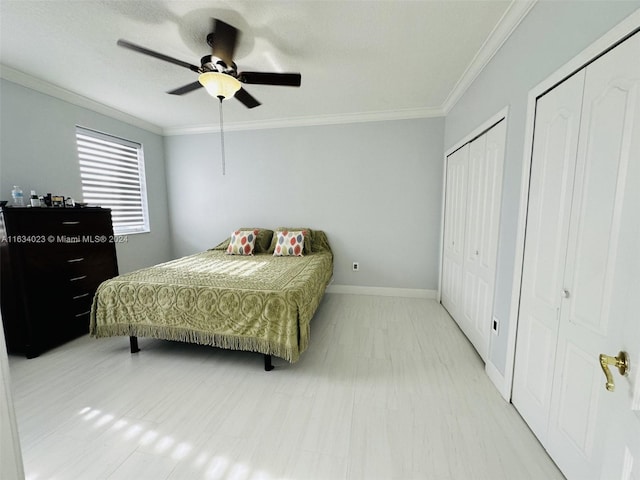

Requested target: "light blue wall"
[
  {"left": 445, "top": 1, "right": 640, "bottom": 375},
  {"left": 165, "top": 117, "right": 445, "bottom": 290},
  {"left": 0, "top": 79, "right": 173, "bottom": 273}
]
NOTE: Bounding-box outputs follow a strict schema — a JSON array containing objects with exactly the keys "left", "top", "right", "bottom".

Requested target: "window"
[{"left": 75, "top": 126, "right": 150, "bottom": 235}]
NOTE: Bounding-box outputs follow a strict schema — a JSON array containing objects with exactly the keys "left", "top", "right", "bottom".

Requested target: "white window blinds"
[{"left": 75, "top": 126, "right": 150, "bottom": 235}]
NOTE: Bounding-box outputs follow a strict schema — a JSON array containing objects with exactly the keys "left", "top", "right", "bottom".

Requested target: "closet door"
[
  {"left": 513, "top": 32, "right": 640, "bottom": 480},
  {"left": 441, "top": 120, "right": 505, "bottom": 360},
  {"left": 545, "top": 32, "right": 640, "bottom": 480},
  {"left": 512, "top": 70, "right": 586, "bottom": 442},
  {"left": 460, "top": 120, "right": 506, "bottom": 361},
  {"left": 441, "top": 144, "right": 469, "bottom": 322}
]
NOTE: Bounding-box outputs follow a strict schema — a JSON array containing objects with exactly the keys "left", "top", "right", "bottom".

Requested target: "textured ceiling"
[{"left": 0, "top": 1, "right": 519, "bottom": 133}]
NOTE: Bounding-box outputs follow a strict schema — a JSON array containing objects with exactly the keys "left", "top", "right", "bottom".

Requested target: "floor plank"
[{"left": 8, "top": 294, "right": 564, "bottom": 479}]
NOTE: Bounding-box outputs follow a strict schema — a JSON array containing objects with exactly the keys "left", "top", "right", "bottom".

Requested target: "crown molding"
[
  {"left": 441, "top": 0, "right": 537, "bottom": 114},
  {"left": 0, "top": 65, "right": 164, "bottom": 135},
  {"left": 162, "top": 106, "right": 444, "bottom": 136}
]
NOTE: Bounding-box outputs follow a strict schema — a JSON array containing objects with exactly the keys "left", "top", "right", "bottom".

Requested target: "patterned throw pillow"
[
  {"left": 269, "top": 227, "right": 313, "bottom": 254},
  {"left": 273, "top": 230, "right": 306, "bottom": 256},
  {"left": 226, "top": 229, "right": 259, "bottom": 255},
  {"left": 239, "top": 228, "right": 273, "bottom": 253}
]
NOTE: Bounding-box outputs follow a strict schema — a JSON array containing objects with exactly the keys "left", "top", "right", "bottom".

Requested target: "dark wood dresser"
[{"left": 0, "top": 207, "right": 119, "bottom": 358}]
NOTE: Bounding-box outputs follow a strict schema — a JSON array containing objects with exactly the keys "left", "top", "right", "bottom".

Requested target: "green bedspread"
[{"left": 90, "top": 235, "right": 333, "bottom": 363}]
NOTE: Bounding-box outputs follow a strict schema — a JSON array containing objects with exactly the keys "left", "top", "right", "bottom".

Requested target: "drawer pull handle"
[
  {"left": 62, "top": 221, "right": 81, "bottom": 225},
  {"left": 69, "top": 275, "right": 87, "bottom": 282},
  {"left": 73, "top": 293, "right": 90, "bottom": 300},
  {"left": 67, "top": 258, "right": 85, "bottom": 263},
  {"left": 75, "top": 311, "right": 91, "bottom": 318}
]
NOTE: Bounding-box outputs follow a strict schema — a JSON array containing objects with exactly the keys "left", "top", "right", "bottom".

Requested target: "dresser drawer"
[
  {"left": 24, "top": 246, "right": 117, "bottom": 290},
  {"left": 62, "top": 260, "right": 117, "bottom": 294},
  {"left": 9, "top": 209, "right": 114, "bottom": 238},
  {"left": 25, "top": 286, "right": 93, "bottom": 350},
  {"left": 63, "top": 290, "right": 94, "bottom": 325}
]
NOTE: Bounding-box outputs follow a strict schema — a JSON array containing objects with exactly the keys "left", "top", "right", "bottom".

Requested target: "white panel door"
[
  {"left": 512, "top": 70, "right": 586, "bottom": 442},
  {"left": 441, "top": 145, "right": 469, "bottom": 322},
  {"left": 460, "top": 120, "right": 506, "bottom": 361},
  {"left": 546, "top": 32, "right": 640, "bottom": 480}
]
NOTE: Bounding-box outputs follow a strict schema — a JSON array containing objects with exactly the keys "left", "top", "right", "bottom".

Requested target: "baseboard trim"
[
  {"left": 485, "top": 360, "right": 511, "bottom": 402},
  {"left": 326, "top": 285, "right": 436, "bottom": 299}
]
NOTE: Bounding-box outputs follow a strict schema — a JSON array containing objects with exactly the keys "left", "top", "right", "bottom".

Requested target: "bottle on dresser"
[
  {"left": 11, "top": 186, "right": 24, "bottom": 207},
  {"left": 30, "top": 190, "right": 40, "bottom": 207}
]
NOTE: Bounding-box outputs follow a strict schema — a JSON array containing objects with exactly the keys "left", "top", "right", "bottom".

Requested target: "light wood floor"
[{"left": 9, "top": 294, "right": 564, "bottom": 480}]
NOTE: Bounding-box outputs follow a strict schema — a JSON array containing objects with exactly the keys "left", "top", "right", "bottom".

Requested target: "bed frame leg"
[
  {"left": 130, "top": 336, "right": 140, "bottom": 353},
  {"left": 264, "top": 354, "right": 274, "bottom": 371}
]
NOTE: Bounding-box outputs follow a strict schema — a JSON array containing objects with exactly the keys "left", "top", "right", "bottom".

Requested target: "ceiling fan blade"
[
  {"left": 117, "top": 39, "right": 201, "bottom": 73},
  {"left": 167, "top": 81, "right": 203, "bottom": 96},
  {"left": 238, "top": 72, "right": 301, "bottom": 87},
  {"left": 235, "top": 87, "right": 261, "bottom": 109},
  {"left": 209, "top": 19, "right": 239, "bottom": 66}
]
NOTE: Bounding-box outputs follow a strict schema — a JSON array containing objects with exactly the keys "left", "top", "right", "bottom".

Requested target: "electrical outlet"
[
  {"left": 492, "top": 317, "right": 499, "bottom": 335},
  {"left": 352, "top": 262, "right": 359, "bottom": 272}
]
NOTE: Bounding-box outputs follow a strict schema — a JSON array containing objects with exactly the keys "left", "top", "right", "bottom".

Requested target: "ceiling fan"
[{"left": 117, "top": 18, "right": 302, "bottom": 108}]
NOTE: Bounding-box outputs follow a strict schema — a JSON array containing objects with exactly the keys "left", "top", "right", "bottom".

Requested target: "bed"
[{"left": 90, "top": 228, "right": 332, "bottom": 370}]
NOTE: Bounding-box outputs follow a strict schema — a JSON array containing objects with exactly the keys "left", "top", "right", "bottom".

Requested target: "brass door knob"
[{"left": 599, "top": 351, "right": 629, "bottom": 392}]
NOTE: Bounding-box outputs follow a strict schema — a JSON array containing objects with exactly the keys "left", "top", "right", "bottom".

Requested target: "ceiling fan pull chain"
[{"left": 218, "top": 96, "right": 226, "bottom": 176}]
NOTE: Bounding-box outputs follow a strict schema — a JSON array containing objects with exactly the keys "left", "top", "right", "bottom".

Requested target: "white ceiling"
[{"left": 0, "top": 1, "right": 530, "bottom": 134}]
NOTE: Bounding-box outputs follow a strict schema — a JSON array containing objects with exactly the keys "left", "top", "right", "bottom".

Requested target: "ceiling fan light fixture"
[{"left": 198, "top": 72, "right": 241, "bottom": 99}]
